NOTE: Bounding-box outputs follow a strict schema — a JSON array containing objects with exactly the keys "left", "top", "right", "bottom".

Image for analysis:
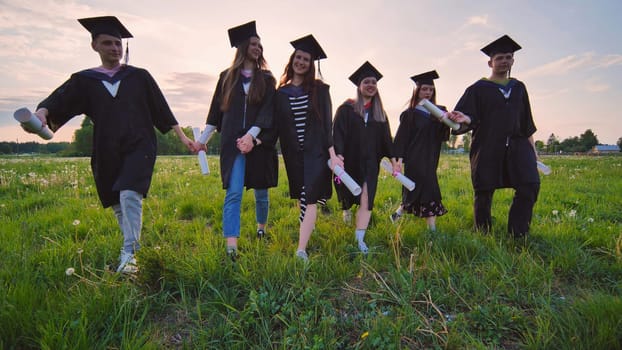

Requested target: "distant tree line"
[
  {"left": 542, "top": 129, "right": 602, "bottom": 153},
  {"left": 1, "top": 116, "right": 221, "bottom": 156},
  {"left": 2, "top": 117, "right": 619, "bottom": 155}
]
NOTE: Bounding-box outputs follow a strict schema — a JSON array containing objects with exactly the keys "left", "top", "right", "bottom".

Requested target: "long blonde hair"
[{"left": 220, "top": 38, "right": 270, "bottom": 111}]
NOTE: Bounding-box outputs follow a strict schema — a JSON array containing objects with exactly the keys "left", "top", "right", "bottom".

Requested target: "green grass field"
[{"left": 1, "top": 155, "right": 621, "bottom": 349}]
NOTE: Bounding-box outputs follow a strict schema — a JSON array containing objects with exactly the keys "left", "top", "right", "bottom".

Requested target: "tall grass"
[{"left": 1, "top": 155, "right": 621, "bottom": 349}]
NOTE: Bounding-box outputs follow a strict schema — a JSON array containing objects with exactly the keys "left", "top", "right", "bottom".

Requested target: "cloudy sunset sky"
[{"left": 1, "top": 0, "right": 620, "bottom": 144}]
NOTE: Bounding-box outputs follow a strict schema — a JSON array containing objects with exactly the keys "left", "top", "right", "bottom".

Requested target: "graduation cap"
[
  {"left": 290, "top": 34, "right": 327, "bottom": 60},
  {"left": 410, "top": 70, "right": 439, "bottom": 85},
  {"left": 78, "top": 16, "right": 133, "bottom": 40},
  {"left": 228, "top": 21, "right": 259, "bottom": 48},
  {"left": 349, "top": 61, "right": 382, "bottom": 85},
  {"left": 481, "top": 35, "right": 521, "bottom": 57}
]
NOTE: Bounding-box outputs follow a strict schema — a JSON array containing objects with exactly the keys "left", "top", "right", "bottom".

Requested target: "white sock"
[{"left": 355, "top": 229, "right": 366, "bottom": 243}]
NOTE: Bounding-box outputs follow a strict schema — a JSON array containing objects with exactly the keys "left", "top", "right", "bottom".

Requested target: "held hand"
[
  {"left": 391, "top": 159, "right": 401, "bottom": 174},
  {"left": 447, "top": 111, "right": 470, "bottom": 124},
  {"left": 34, "top": 108, "right": 49, "bottom": 127},
  {"left": 188, "top": 140, "right": 204, "bottom": 154},
  {"left": 330, "top": 155, "right": 344, "bottom": 170},
  {"left": 236, "top": 137, "right": 253, "bottom": 154}
]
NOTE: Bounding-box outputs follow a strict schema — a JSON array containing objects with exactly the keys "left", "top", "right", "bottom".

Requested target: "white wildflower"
[
  {"left": 552, "top": 210, "right": 558, "bottom": 215},
  {"left": 77, "top": 248, "right": 84, "bottom": 254},
  {"left": 587, "top": 218, "right": 594, "bottom": 223},
  {"left": 568, "top": 210, "right": 577, "bottom": 218},
  {"left": 65, "top": 267, "right": 75, "bottom": 276},
  {"left": 72, "top": 219, "right": 80, "bottom": 226}
]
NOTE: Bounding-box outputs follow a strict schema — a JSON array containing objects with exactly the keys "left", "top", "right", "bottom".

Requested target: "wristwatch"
[{"left": 252, "top": 137, "right": 258, "bottom": 146}]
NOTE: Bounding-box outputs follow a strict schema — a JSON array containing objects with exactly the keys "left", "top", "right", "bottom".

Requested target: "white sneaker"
[
  {"left": 357, "top": 240, "right": 369, "bottom": 255},
  {"left": 296, "top": 250, "right": 309, "bottom": 262},
  {"left": 117, "top": 251, "right": 138, "bottom": 273},
  {"left": 390, "top": 211, "right": 402, "bottom": 223}
]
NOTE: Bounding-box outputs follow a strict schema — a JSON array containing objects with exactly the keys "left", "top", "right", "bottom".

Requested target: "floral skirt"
[{"left": 404, "top": 200, "right": 448, "bottom": 218}]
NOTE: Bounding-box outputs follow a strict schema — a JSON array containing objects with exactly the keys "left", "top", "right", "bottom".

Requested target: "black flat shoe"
[{"left": 257, "top": 229, "right": 266, "bottom": 240}]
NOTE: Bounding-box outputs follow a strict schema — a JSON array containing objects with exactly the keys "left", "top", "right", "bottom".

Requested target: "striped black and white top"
[{"left": 289, "top": 93, "right": 309, "bottom": 149}]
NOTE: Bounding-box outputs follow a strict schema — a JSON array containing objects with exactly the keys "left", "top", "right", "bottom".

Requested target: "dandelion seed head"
[
  {"left": 72, "top": 219, "right": 80, "bottom": 226},
  {"left": 587, "top": 218, "right": 594, "bottom": 223},
  {"left": 65, "top": 267, "right": 75, "bottom": 276},
  {"left": 552, "top": 210, "right": 559, "bottom": 215},
  {"left": 77, "top": 248, "right": 83, "bottom": 254},
  {"left": 569, "top": 210, "right": 577, "bottom": 217}
]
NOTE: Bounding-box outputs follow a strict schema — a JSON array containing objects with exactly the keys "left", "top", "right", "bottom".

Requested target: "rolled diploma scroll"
[
  {"left": 327, "top": 159, "right": 362, "bottom": 196},
  {"left": 380, "top": 158, "right": 415, "bottom": 191},
  {"left": 536, "top": 160, "right": 551, "bottom": 175},
  {"left": 13, "top": 108, "right": 54, "bottom": 140},
  {"left": 418, "top": 99, "right": 461, "bottom": 130},
  {"left": 192, "top": 127, "right": 209, "bottom": 175}
]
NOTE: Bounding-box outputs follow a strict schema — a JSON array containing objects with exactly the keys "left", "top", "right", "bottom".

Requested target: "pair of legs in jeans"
[
  {"left": 223, "top": 154, "right": 268, "bottom": 253},
  {"left": 474, "top": 183, "right": 539, "bottom": 237},
  {"left": 111, "top": 189, "right": 143, "bottom": 272}
]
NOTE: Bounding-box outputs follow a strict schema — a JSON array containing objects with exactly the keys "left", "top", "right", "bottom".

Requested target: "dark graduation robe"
[
  {"left": 272, "top": 81, "right": 333, "bottom": 203},
  {"left": 453, "top": 78, "right": 539, "bottom": 190},
  {"left": 206, "top": 69, "right": 278, "bottom": 190},
  {"left": 38, "top": 65, "right": 178, "bottom": 208},
  {"left": 332, "top": 101, "right": 393, "bottom": 210},
  {"left": 393, "top": 105, "right": 449, "bottom": 210}
]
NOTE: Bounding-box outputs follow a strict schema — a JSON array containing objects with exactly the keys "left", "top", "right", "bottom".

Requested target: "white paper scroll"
[
  {"left": 192, "top": 127, "right": 209, "bottom": 175},
  {"left": 14, "top": 108, "right": 54, "bottom": 140},
  {"left": 418, "top": 99, "right": 461, "bottom": 130},
  {"left": 536, "top": 160, "right": 551, "bottom": 175},
  {"left": 381, "top": 158, "right": 415, "bottom": 191},
  {"left": 327, "top": 159, "right": 362, "bottom": 196}
]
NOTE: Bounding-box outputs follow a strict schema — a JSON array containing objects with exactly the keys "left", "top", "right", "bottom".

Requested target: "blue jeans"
[
  {"left": 223, "top": 154, "right": 269, "bottom": 238},
  {"left": 112, "top": 190, "right": 143, "bottom": 253}
]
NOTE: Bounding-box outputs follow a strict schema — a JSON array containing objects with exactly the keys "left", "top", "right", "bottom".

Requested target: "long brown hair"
[
  {"left": 353, "top": 86, "right": 387, "bottom": 122},
  {"left": 408, "top": 84, "right": 437, "bottom": 109},
  {"left": 278, "top": 50, "right": 322, "bottom": 120},
  {"left": 220, "top": 37, "right": 270, "bottom": 111}
]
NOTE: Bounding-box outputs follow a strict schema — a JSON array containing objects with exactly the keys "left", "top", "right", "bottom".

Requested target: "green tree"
[
  {"left": 71, "top": 117, "right": 93, "bottom": 156},
  {"left": 535, "top": 140, "right": 545, "bottom": 152},
  {"left": 560, "top": 136, "right": 581, "bottom": 153},
  {"left": 462, "top": 133, "right": 472, "bottom": 152},
  {"left": 546, "top": 133, "right": 559, "bottom": 153},
  {"left": 448, "top": 134, "right": 458, "bottom": 149},
  {"left": 579, "top": 129, "right": 598, "bottom": 152},
  {"left": 617, "top": 137, "right": 622, "bottom": 150}
]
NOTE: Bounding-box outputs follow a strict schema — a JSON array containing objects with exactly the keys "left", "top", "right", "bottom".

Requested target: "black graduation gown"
[
  {"left": 38, "top": 65, "right": 178, "bottom": 208},
  {"left": 393, "top": 106, "right": 449, "bottom": 209},
  {"left": 273, "top": 82, "right": 333, "bottom": 203},
  {"left": 332, "top": 101, "right": 393, "bottom": 210},
  {"left": 206, "top": 69, "right": 278, "bottom": 190},
  {"left": 453, "top": 78, "right": 539, "bottom": 191}
]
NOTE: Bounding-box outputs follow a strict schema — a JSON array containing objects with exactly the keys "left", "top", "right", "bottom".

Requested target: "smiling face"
[
  {"left": 359, "top": 77, "right": 378, "bottom": 99},
  {"left": 246, "top": 36, "right": 262, "bottom": 62},
  {"left": 91, "top": 33, "right": 123, "bottom": 66},
  {"left": 488, "top": 52, "right": 514, "bottom": 76},
  {"left": 292, "top": 49, "right": 311, "bottom": 77}
]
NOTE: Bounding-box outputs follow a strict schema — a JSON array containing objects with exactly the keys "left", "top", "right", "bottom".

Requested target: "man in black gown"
[
  {"left": 33, "top": 16, "right": 195, "bottom": 272},
  {"left": 449, "top": 35, "right": 540, "bottom": 238}
]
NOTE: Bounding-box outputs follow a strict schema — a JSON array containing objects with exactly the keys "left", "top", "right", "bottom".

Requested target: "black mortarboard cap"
[
  {"left": 290, "top": 34, "right": 327, "bottom": 60},
  {"left": 78, "top": 16, "right": 133, "bottom": 40},
  {"left": 228, "top": 21, "right": 259, "bottom": 48},
  {"left": 349, "top": 61, "right": 382, "bottom": 85},
  {"left": 480, "top": 35, "right": 521, "bottom": 57},
  {"left": 410, "top": 70, "right": 439, "bottom": 85}
]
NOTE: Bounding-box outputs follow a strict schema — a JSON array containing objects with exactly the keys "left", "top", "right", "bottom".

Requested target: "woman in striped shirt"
[{"left": 273, "top": 35, "right": 342, "bottom": 261}]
